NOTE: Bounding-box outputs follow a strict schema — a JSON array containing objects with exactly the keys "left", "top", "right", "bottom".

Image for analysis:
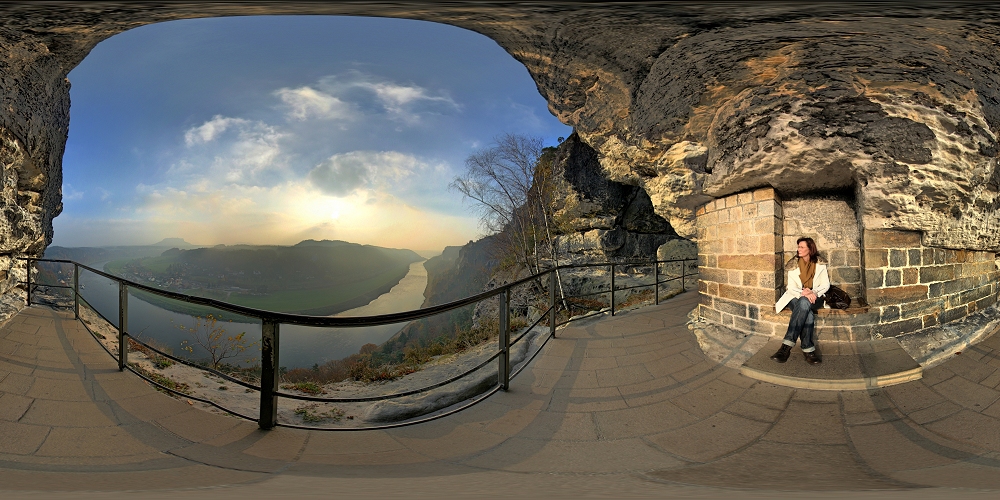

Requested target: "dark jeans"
[{"left": 782, "top": 296, "right": 823, "bottom": 352}]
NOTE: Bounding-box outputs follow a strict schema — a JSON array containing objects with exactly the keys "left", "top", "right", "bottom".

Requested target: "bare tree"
[{"left": 451, "top": 133, "right": 568, "bottom": 306}]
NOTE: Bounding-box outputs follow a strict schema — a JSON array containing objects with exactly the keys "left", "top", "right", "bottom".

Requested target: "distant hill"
[
  {"left": 149, "top": 237, "right": 197, "bottom": 248},
  {"left": 102, "top": 240, "right": 424, "bottom": 315}
]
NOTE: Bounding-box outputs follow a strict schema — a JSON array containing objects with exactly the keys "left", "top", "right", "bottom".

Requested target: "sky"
[{"left": 56, "top": 15, "right": 571, "bottom": 252}]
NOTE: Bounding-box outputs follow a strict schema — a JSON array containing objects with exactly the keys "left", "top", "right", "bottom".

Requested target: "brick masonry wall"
[
  {"left": 863, "top": 229, "right": 1000, "bottom": 339},
  {"left": 782, "top": 197, "right": 864, "bottom": 301},
  {"left": 696, "top": 187, "right": 782, "bottom": 335}
]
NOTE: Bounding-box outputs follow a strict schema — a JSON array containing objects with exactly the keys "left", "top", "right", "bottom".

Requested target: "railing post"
[
  {"left": 73, "top": 263, "right": 80, "bottom": 319},
  {"left": 610, "top": 263, "right": 616, "bottom": 316},
  {"left": 498, "top": 289, "right": 510, "bottom": 391},
  {"left": 681, "top": 260, "right": 686, "bottom": 292},
  {"left": 549, "top": 269, "right": 557, "bottom": 338},
  {"left": 654, "top": 260, "right": 659, "bottom": 305},
  {"left": 25, "top": 258, "right": 31, "bottom": 306},
  {"left": 118, "top": 282, "right": 128, "bottom": 371},
  {"left": 260, "top": 319, "right": 279, "bottom": 429}
]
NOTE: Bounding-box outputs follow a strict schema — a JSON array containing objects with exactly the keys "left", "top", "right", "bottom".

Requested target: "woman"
[{"left": 772, "top": 237, "right": 829, "bottom": 365}]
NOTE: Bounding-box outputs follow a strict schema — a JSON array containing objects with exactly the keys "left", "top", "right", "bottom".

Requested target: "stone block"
[
  {"left": 725, "top": 195, "right": 737, "bottom": 208},
  {"left": 760, "top": 272, "right": 776, "bottom": 288},
  {"left": 920, "top": 265, "right": 955, "bottom": 283},
  {"left": 758, "top": 201, "right": 775, "bottom": 217},
  {"left": 865, "top": 229, "right": 922, "bottom": 249},
  {"left": 930, "top": 276, "right": 979, "bottom": 297},
  {"left": 866, "top": 285, "right": 928, "bottom": 306},
  {"left": 922, "top": 248, "right": 935, "bottom": 265},
  {"left": 903, "top": 267, "right": 918, "bottom": 285},
  {"left": 881, "top": 305, "right": 901, "bottom": 322},
  {"left": 939, "top": 305, "right": 969, "bottom": 325},
  {"left": 730, "top": 206, "right": 743, "bottom": 221},
  {"left": 879, "top": 318, "right": 924, "bottom": 337},
  {"left": 830, "top": 250, "right": 846, "bottom": 267},
  {"left": 846, "top": 250, "right": 861, "bottom": 267},
  {"left": 699, "top": 267, "right": 727, "bottom": 283},
  {"left": 866, "top": 249, "right": 888, "bottom": 267},
  {"left": 923, "top": 314, "right": 938, "bottom": 328},
  {"left": 737, "top": 235, "right": 759, "bottom": 253},
  {"left": 830, "top": 266, "right": 861, "bottom": 284},
  {"left": 699, "top": 305, "right": 721, "bottom": 323},
  {"left": 714, "top": 297, "right": 748, "bottom": 317},
  {"left": 737, "top": 191, "right": 753, "bottom": 206},
  {"left": 742, "top": 272, "right": 758, "bottom": 287},
  {"left": 698, "top": 280, "right": 709, "bottom": 293},
  {"left": 889, "top": 249, "right": 907, "bottom": 267},
  {"left": 708, "top": 254, "right": 717, "bottom": 267},
  {"left": 753, "top": 217, "right": 776, "bottom": 234},
  {"left": 717, "top": 254, "right": 775, "bottom": 271},
  {"left": 957, "top": 285, "right": 992, "bottom": 307},
  {"left": 708, "top": 281, "right": 719, "bottom": 295},
  {"left": 885, "top": 269, "right": 902, "bottom": 287},
  {"left": 758, "top": 235, "right": 779, "bottom": 254},
  {"left": 729, "top": 270, "right": 741, "bottom": 285},
  {"left": 866, "top": 269, "right": 884, "bottom": 288},
  {"left": 700, "top": 293, "right": 714, "bottom": 306},
  {"left": 977, "top": 294, "right": 997, "bottom": 311},
  {"left": 908, "top": 249, "right": 922, "bottom": 266},
  {"left": 900, "top": 298, "right": 943, "bottom": 320},
  {"left": 934, "top": 248, "right": 946, "bottom": 265},
  {"left": 753, "top": 188, "right": 776, "bottom": 201},
  {"left": 748, "top": 304, "right": 759, "bottom": 320},
  {"left": 743, "top": 202, "right": 757, "bottom": 218},
  {"left": 719, "top": 284, "right": 776, "bottom": 305}
]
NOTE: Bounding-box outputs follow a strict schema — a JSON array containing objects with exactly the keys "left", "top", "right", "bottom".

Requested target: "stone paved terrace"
[{"left": 4, "top": 292, "right": 1000, "bottom": 499}]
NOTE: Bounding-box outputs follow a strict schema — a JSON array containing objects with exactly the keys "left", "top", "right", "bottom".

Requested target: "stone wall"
[
  {"left": 863, "top": 230, "right": 999, "bottom": 339},
  {"left": 696, "top": 187, "right": 781, "bottom": 336}
]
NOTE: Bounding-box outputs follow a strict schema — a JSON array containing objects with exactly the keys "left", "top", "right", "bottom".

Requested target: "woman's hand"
[{"left": 802, "top": 288, "right": 817, "bottom": 304}]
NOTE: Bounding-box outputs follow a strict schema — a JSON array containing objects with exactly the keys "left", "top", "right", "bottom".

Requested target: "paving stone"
[
  {"left": 26, "top": 377, "right": 91, "bottom": 401},
  {"left": 389, "top": 424, "right": 507, "bottom": 460},
  {"left": 925, "top": 410, "right": 1000, "bottom": 452},
  {"left": 155, "top": 408, "right": 243, "bottom": 443},
  {"left": 596, "top": 363, "right": 653, "bottom": 387},
  {"left": 593, "top": 399, "right": 699, "bottom": 438},
  {"left": 647, "top": 441, "right": 899, "bottom": 490},
  {"left": 462, "top": 436, "right": 682, "bottom": 473},
  {"left": 0, "top": 420, "right": 49, "bottom": 454},
  {"left": 892, "top": 461, "right": 1000, "bottom": 489},
  {"left": 907, "top": 400, "right": 965, "bottom": 425},
  {"left": 243, "top": 427, "right": 309, "bottom": 460},
  {"left": 724, "top": 400, "right": 781, "bottom": 422},
  {"left": 932, "top": 375, "right": 1000, "bottom": 410},
  {"left": 670, "top": 378, "right": 746, "bottom": 418},
  {"left": 763, "top": 400, "right": 847, "bottom": 445},
  {"left": 884, "top": 381, "right": 946, "bottom": 413},
  {"left": 645, "top": 412, "right": 769, "bottom": 462},
  {"left": 921, "top": 365, "right": 956, "bottom": 386},
  {"left": 499, "top": 409, "right": 600, "bottom": 441},
  {"left": 738, "top": 382, "right": 793, "bottom": 410},
  {"left": 0, "top": 372, "right": 34, "bottom": 395},
  {"left": 0, "top": 393, "right": 32, "bottom": 422},
  {"left": 19, "top": 399, "right": 115, "bottom": 427},
  {"left": 848, "top": 421, "right": 959, "bottom": 473},
  {"left": 34, "top": 426, "right": 158, "bottom": 457},
  {"left": 545, "top": 386, "right": 628, "bottom": 412}
]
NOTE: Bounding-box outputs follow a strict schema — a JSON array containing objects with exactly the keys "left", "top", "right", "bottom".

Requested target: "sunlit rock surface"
[{"left": 3, "top": 2, "right": 1000, "bottom": 307}]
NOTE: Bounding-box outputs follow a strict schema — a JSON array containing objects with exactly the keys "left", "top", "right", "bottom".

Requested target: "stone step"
[
  {"left": 764, "top": 306, "right": 880, "bottom": 342},
  {"left": 740, "top": 337, "right": 922, "bottom": 390}
]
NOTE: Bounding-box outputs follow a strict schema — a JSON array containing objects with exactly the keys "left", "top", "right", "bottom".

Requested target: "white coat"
[{"left": 774, "top": 256, "right": 830, "bottom": 313}]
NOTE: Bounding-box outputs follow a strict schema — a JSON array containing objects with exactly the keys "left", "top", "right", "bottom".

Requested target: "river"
[{"left": 76, "top": 259, "right": 430, "bottom": 369}]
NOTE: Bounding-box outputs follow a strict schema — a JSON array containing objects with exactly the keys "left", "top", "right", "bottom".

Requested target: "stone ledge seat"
[
  {"left": 763, "top": 303, "right": 880, "bottom": 344},
  {"left": 740, "top": 337, "right": 922, "bottom": 390}
]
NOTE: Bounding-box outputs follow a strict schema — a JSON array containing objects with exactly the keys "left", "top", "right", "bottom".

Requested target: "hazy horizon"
[{"left": 55, "top": 15, "right": 570, "bottom": 250}]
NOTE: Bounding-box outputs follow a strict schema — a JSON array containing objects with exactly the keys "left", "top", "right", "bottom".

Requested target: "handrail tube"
[
  {"left": 654, "top": 261, "right": 659, "bottom": 305},
  {"left": 276, "top": 350, "right": 503, "bottom": 403},
  {"left": 73, "top": 264, "right": 79, "bottom": 319},
  {"left": 564, "top": 289, "right": 612, "bottom": 300}
]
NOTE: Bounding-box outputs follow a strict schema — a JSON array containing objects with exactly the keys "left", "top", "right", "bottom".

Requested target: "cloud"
[
  {"left": 62, "top": 184, "right": 84, "bottom": 201},
  {"left": 175, "top": 117, "right": 289, "bottom": 186},
  {"left": 275, "top": 86, "right": 353, "bottom": 121},
  {"left": 296, "top": 72, "right": 460, "bottom": 124},
  {"left": 184, "top": 116, "right": 247, "bottom": 146},
  {"left": 307, "top": 151, "right": 435, "bottom": 196}
]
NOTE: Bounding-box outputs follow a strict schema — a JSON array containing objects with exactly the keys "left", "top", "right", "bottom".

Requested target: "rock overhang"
[{"left": 2, "top": 1, "right": 1000, "bottom": 297}]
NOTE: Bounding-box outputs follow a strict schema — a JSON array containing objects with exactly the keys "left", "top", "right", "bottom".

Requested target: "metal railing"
[{"left": 22, "top": 255, "right": 697, "bottom": 430}]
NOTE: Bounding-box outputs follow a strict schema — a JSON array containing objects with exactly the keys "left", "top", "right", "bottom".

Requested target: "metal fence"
[{"left": 22, "top": 256, "right": 696, "bottom": 430}]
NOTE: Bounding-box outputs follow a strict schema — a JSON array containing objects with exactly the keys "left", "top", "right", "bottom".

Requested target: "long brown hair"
[{"left": 797, "top": 237, "right": 818, "bottom": 263}]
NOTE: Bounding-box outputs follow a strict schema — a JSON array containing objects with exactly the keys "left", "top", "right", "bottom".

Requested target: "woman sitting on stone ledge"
[{"left": 772, "top": 237, "right": 829, "bottom": 365}]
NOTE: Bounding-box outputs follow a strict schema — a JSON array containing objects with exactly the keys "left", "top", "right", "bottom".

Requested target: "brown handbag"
[{"left": 825, "top": 285, "right": 851, "bottom": 309}]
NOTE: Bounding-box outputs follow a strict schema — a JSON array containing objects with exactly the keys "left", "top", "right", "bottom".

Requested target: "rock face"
[{"left": 4, "top": 2, "right": 1000, "bottom": 309}]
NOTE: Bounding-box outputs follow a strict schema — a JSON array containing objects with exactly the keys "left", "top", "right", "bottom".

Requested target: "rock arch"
[{"left": 3, "top": 2, "right": 1000, "bottom": 338}]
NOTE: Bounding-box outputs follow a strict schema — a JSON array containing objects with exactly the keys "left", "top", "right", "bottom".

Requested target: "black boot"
[
  {"left": 770, "top": 344, "right": 792, "bottom": 363},
  {"left": 804, "top": 350, "right": 822, "bottom": 365}
]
